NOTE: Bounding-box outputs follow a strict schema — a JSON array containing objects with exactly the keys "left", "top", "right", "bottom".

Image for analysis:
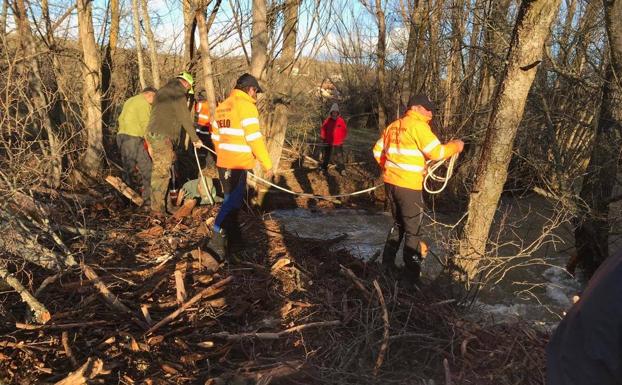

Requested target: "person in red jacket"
[{"left": 320, "top": 103, "right": 348, "bottom": 175}]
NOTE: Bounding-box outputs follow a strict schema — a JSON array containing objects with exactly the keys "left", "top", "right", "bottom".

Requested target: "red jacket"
[{"left": 320, "top": 116, "right": 347, "bottom": 145}]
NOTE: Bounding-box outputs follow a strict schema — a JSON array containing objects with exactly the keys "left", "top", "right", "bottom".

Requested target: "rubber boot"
[
  {"left": 206, "top": 230, "right": 227, "bottom": 262},
  {"left": 381, "top": 225, "right": 402, "bottom": 275}
]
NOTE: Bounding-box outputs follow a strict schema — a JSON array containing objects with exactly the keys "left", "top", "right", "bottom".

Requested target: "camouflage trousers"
[
  {"left": 116, "top": 134, "right": 152, "bottom": 203},
  {"left": 146, "top": 133, "right": 175, "bottom": 213}
]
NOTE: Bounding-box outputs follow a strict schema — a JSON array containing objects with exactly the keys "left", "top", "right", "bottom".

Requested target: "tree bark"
[
  {"left": 574, "top": 0, "right": 622, "bottom": 278},
  {"left": 458, "top": 0, "right": 562, "bottom": 280},
  {"left": 141, "top": 0, "right": 161, "bottom": 88},
  {"left": 375, "top": 0, "right": 388, "bottom": 131},
  {"left": 281, "top": 0, "right": 299, "bottom": 72},
  {"left": 442, "top": 0, "right": 465, "bottom": 128},
  {"left": 195, "top": 0, "right": 221, "bottom": 118},
  {"left": 403, "top": 0, "right": 425, "bottom": 100},
  {"left": 101, "top": 0, "right": 119, "bottom": 133},
  {"left": 12, "top": 0, "right": 62, "bottom": 187},
  {"left": 183, "top": 0, "right": 197, "bottom": 68},
  {"left": 250, "top": 0, "right": 269, "bottom": 79},
  {"left": 131, "top": 0, "right": 146, "bottom": 89},
  {"left": 0, "top": 265, "right": 51, "bottom": 323},
  {"left": 77, "top": 0, "right": 104, "bottom": 177}
]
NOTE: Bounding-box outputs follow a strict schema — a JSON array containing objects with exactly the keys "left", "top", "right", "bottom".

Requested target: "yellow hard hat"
[{"left": 177, "top": 71, "right": 194, "bottom": 94}]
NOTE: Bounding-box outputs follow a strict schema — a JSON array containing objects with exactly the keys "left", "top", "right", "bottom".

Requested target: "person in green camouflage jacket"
[{"left": 146, "top": 71, "right": 203, "bottom": 214}]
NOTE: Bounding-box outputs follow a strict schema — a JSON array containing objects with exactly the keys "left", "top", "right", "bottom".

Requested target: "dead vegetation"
[{"left": 0, "top": 183, "right": 547, "bottom": 385}]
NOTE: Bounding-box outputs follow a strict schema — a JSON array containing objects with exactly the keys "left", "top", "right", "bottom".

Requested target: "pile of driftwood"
[{"left": 0, "top": 185, "right": 548, "bottom": 385}]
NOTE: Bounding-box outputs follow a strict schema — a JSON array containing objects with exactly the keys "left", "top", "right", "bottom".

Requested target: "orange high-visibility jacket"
[
  {"left": 194, "top": 101, "right": 211, "bottom": 134},
  {"left": 373, "top": 110, "right": 460, "bottom": 190},
  {"left": 213, "top": 89, "right": 272, "bottom": 171}
]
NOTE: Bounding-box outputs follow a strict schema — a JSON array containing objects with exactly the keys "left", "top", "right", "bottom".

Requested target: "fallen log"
[
  {"left": 0, "top": 265, "right": 51, "bottom": 323},
  {"left": 105, "top": 175, "right": 143, "bottom": 206},
  {"left": 147, "top": 276, "right": 233, "bottom": 334}
]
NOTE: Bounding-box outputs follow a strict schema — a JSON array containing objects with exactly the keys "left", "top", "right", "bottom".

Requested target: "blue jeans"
[{"left": 213, "top": 168, "right": 247, "bottom": 234}]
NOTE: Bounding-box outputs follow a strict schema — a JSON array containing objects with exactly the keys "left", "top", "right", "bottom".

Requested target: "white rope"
[
  {"left": 423, "top": 153, "right": 459, "bottom": 195},
  {"left": 193, "top": 146, "right": 215, "bottom": 204},
  {"left": 196, "top": 144, "right": 456, "bottom": 199},
  {"left": 197, "top": 144, "right": 382, "bottom": 200}
]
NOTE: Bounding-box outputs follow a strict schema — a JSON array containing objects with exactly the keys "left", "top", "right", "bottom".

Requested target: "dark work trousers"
[
  {"left": 321, "top": 145, "right": 345, "bottom": 172},
  {"left": 214, "top": 168, "right": 247, "bottom": 250},
  {"left": 382, "top": 183, "right": 425, "bottom": 279},
  {"left": 116, "top": 134, "right": 152, "bottom": 203}
]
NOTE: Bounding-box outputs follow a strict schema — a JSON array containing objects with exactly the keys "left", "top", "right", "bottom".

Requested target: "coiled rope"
[
  {"left": 423, "top": 153, "right": 459, "bottom": 194},
  {"left": 194, "top": 144, "right": 457, "bottom": 201}
]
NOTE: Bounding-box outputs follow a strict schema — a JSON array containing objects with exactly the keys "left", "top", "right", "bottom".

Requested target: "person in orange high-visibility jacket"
[
  {"left": 206, "top": 73, "right": 273, "bottom": 261},
  {"left": 193, "top": 90, "right": 217, "bottom": 170},
  {"left": 373, "top": 94, "right": 464, "bottom": 281}
]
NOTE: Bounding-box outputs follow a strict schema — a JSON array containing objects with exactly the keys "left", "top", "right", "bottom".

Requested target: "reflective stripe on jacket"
[
  {"left": 194, "top": 101, "right": 211, "bottom": 134},
  {"left": 373, "top": 110, "right": 460, "bottom": 190},
  {"left": 213, "top": 89, "right": 272, "bottom": 171}
]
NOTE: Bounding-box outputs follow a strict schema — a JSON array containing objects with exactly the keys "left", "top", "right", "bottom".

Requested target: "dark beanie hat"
[
  {"left": 235, "top": 73, "right": 263, "bottom": 93},
  {"left": 407, "top": 94, "right": 435, "bottom": 112}
]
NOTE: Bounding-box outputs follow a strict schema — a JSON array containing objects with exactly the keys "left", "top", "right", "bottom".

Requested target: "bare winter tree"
[
  {"left": 458, "top": 0, "right": 563, "bottom": 281},
  {"left": 574, "top": 0, "right": 622, "bottom": 277},
  {"left": 195, "top": 0, "right": 222, "bottom": 118},
  {"left": 141, "top": 0, "right": 161, "bottom": 88},
  {"left": 131, "top": 0, "right": 147, "bottom": 89},
  {"left": 11, "top": 0, "right": 62, "bottom": 187},
  {"left": 77, "top": 0, "right": 104, "bottom": 177}
]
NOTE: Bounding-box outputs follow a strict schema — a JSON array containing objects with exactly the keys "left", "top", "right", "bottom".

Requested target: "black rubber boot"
[
  {"left": 381, "top": 225, "right": 402, "bottom": 268},
  {"left": 206, "top": 230, "right": 227, "bottom": 262}
]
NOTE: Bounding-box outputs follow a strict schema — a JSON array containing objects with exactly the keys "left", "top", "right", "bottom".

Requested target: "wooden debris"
[
  {"left": 271, "top": 258, "right": 291, "bottom": 272},
  {"left": 147, "top": 276, "right": 233, "bottom": 334},
  {"left": 207, "top": 320, "right": 340, "bottom": 341},
  {"left": 61, "top": 331, "right": 78, "bottom": 368},
  {"left": 174, "top": 270, "right": 187, "bottom": 304},
  {"left": 339, "top": 264, "right": 372, "bottom": 299},
  {"left": 81, "top": 263, "right": 148, "bottom": 330},
  {"left": 15, "top": 320, "right": 109, "bottom": 330},
  {"left": 372, "top": 280, "right": 389, "bottom": 376},
  {"left": 190, "top": 248, "right": 220, "bottom": 272},
  {"left": 0, "top": 266, "right": 51, "bottom": 324},
  {"left": 54, "top": 357, "right": 107, "bottom": 385},
  {"left": 172, "top": 199, "right": 197, "bottom": 220},
  {"left": 105, "top": 175, "right": 143, "bottom": 206}
]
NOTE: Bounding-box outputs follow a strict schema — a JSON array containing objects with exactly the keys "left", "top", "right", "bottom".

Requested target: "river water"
[{"left": 268, "top": 206, "right": 583, "bottom": 327}]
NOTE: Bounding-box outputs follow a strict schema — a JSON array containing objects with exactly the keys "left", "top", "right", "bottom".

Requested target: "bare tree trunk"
[
  {"left": 442, "top": 0, "right": 464, "bottom": 128},
  {"left": 426, "top": 0, "right": 441, "bottom": 93},
  {"left": 457, "top": 0, "right": 562, "bottom": 280},
  {"left": 282, "top": 0, "right": 299, "bottom": 72},
  {"left": 250, "top": 0, "right": 269, "bottom": 79},
  {"left": 131, "top": 0, "right": 146, "bottom": 89},
  {"left": 102, "top": 0, "right": 119, "bottom": 134},
  {"left": 478, "top": 0, "right": 512, "bottom": 109},
  {"left": 574, "top": 0, "right": 622, "bottom": 278},
  {"left": 141, "top": 0, "right": 161, "bottom": 88},
  {"left": 12, "top": 0, "right": 62, "bottom": 187},
  {"left": 195, "top": 0, "right": 221, "bottom": 116},
  {"left": 403, "top": 0, "right": 425, "bottom": 100},
  {"left": 183, "top": 0, "right": 197, "bottom": 68},
  {"left": 77, "top": 0, "right": 103, "bottom": 177},
  {"left": 375, "top": 0, "right": 388, "bottom": 131}
]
